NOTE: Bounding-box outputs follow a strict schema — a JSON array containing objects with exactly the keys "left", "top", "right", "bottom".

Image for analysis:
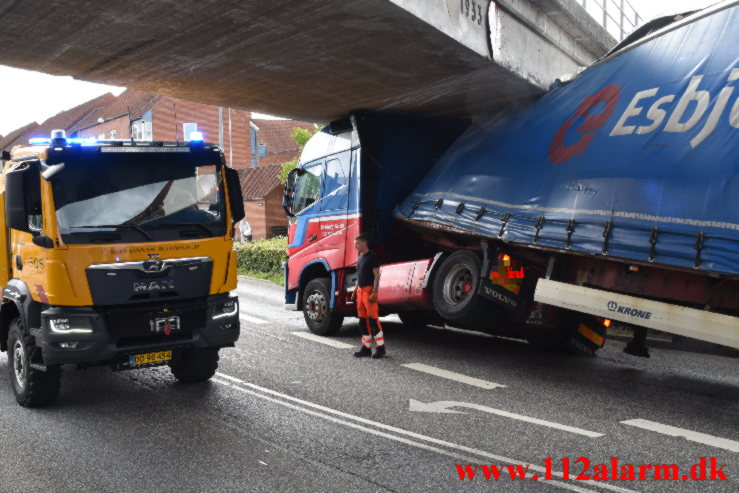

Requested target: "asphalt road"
[{"left": 0, "top": 276, "right": 737, "bottom": 493}]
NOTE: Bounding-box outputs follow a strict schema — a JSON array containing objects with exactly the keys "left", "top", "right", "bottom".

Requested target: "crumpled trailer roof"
[{"left": 395, "top": 2, "right": 739, "bottom": 276}]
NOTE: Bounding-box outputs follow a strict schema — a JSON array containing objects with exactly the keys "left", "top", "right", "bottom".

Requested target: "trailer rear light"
[
  {"left": 501, "top": 254, "right": 511, "bottom": 263},
  {"left": 602, "top": 318, "right": 612, "bottom": 328}
]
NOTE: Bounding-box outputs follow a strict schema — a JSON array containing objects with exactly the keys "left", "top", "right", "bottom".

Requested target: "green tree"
[{"left": 279, "top": 126, "right": 322, "bottom": 183}]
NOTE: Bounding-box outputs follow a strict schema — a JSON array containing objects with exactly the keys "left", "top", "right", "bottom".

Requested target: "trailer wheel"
[
  {"left": 7, "top": 318, "right": 61, "bottom": 407},
  {"left": 432, "top": 250, "right": 502, "bottom": 330},
  {"left": 303, "top": 278, "right": 344, "bottom": 335},
  {"left": 169, "top": 348, "right": 219, "bottom": 382}
]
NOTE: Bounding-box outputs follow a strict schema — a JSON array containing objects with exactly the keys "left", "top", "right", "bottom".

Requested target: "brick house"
[
  {"left": 0, "top": 121, "right": 40, "bottom": 152},
  {"left": 238, "top": 165, "right": 289, "bottom": 240},
  {"left": 2, "top": 89, "right": 314, "bottom": 240}
]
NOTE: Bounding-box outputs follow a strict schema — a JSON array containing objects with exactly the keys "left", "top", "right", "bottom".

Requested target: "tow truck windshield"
[{"left": 50, "top": 150, "right": 226, "bottom": 244}]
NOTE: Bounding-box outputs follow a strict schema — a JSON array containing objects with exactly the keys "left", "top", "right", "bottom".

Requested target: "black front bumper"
[{"left": 33, "top": 293, "right": 240, "bottom": 366}]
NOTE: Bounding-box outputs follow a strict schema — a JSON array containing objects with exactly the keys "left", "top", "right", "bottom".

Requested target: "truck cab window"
[{"left": 293, "top": 163, "right": 322, "bottom": 214}]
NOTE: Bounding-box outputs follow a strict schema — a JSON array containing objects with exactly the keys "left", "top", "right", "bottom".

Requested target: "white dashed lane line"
[
  {"left": 402, "top": 362, "right": 507, "bottom": 390},
  {"left": 621, "top": 419, "right": 739, "bottom": 453},
  {"left": 291, "top": 331, "right": 355, "bottom": 349},
  {"left": 212, "top": 372, "right": 633, "bottom": 493}
]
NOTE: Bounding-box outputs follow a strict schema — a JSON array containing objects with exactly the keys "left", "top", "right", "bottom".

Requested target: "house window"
[
  {"left": 258, "top": 143, "right": 266, "bottom": 157},
  {"left": 107, "top": 130, "right": 117, "bottom": 139},
  {"left": 183, "top": 122, "right": 198, "bottom": 141},
  {"left": 251, "top": 157, "right": 257, "bottom": 168},
  {"left": 132, "top": 120, "right": 152, "bottom": 141},
  {"left": 97, "top": 133, "right": 105, "bottom": 140},
  {"left": 250, "top": 127, "right": 257, "bottom": 154}
]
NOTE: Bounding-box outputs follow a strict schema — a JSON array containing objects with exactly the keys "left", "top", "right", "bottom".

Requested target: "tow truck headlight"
[
  {"left": 213, "top": 298, "right": 238, "bottom": 320},
  {"left": 48, "top": 317, "right": 94, "bottom": 334}
]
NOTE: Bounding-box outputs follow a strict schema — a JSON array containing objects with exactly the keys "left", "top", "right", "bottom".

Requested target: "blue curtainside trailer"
[{"left": 284, "top": 1, "right": 739, "bottom": 357}]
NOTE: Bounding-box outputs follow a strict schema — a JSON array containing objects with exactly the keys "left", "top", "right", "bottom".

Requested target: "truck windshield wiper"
[{"left": 72, "top": 224, "right": 152, "bottom": 241}]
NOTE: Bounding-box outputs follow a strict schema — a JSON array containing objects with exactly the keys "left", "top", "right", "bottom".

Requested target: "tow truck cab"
[{"left": 0, "top": 130, "right": 244, "bottom": 407}]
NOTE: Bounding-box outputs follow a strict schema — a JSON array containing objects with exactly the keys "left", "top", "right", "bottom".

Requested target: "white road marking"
[
  {"left": 291, "top": 331, "right": 354, "bottom": 349},
  {"left": 621, "top": 418, "right": 739, "bottom": 453},
  {"left": 409, "top": 400, "right": 603, "bottom": 438},
  {"left": 402, "top": 363, "right": 506, "bottom": 389},
  {"left": 240, "top": 312, "right": 268, "bottom": 324},
  {"left": 213, "top": 373, "right": 636, "bottom": 493}
]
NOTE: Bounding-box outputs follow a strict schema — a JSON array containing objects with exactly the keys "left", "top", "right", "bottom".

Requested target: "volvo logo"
[{"left": 134, "top": 280, "right": 175, "bottom": 292}]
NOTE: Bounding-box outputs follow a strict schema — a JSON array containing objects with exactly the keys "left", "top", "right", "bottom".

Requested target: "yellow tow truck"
[{"left": 0, "top": 130, "right": 244, "bottom": 406}]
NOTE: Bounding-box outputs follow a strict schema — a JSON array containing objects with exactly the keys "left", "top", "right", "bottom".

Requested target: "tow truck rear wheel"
[
  {"left": 303, "top": 278, "right": 344, "bottom": 335},
  {"left": 432, "top": 250, "right": 502, "bottom": 331},
  {"left": 7, "top": 318, "right": 61, "bottom": 407},
  {"left": 169, "top": 348, "right": 219, "bottom": 383}
]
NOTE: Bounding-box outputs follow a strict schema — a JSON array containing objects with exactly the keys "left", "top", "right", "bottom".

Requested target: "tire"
[
  {"left": 398, "top": 311, "right": 443, "bottom": 328},
  {"left": 303, "top": 278, "right": 344, "bottom": 335},
  {"left": 7, "top": 318, "right": 61, "bottom": 407},
  {"left": 432, "top": 250, "right": 502, "bottom": 330},
  {"left": 169, "top": 348, "right": 219, "bottom": 383}
]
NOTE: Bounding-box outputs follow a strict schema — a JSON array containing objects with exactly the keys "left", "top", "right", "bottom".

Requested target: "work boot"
[
  {"left": 371, "top": 346, "right": 386, "bottom": 359},
  {"left": 354, "top": 346, "right": 372, "bottom": 358}
]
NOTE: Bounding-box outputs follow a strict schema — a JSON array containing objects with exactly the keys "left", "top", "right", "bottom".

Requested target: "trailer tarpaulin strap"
[{"left": 394, "top": 3, "right": 739, "bottom": 277}]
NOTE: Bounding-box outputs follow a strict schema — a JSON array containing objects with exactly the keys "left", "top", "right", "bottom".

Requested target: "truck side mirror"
[
  {"left": 5, "top": 161, "right": 41, "bottom": 234},
  {"left": 282, "top": 167, "right": 304, "bottom": 217},
  {"left": 224, "top": 167, "right": 245, "bottom": 224}
]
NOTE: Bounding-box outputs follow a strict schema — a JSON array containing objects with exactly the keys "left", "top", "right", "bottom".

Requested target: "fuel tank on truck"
[{"left": 394, "top": 1, "right": 739, "bottom": 277}]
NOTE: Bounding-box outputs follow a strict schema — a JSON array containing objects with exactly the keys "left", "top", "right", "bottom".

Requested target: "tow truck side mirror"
[
  {"left": 5, "top": 161, "right": 41, "bottom": 234},
  {"left": 224, "top": 167, "right": 245, "bottom": 224}
]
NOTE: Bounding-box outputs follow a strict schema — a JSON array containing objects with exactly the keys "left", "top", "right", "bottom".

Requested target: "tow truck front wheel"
[
  {"left": 303, "top": 278, "right": 344, "bottom": 335},
  {"left": 169, "top": 348, "right": 219, "bottom": 383},
  {"left": 7, "top": 318, "right": 61, "bottom": 407}
]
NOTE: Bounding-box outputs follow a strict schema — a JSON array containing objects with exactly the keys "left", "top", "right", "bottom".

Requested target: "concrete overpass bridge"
[{"left": 0, "top": 0, "right": 620, "bottom": 121}]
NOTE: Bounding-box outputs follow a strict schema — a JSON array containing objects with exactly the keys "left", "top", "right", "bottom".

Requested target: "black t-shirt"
[{"left": 357, "top": 251, "right": 380, "bottom": 288}]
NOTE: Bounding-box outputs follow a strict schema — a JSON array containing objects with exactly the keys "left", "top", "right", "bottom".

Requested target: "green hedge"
[{"left": 235, "top": 236, "right": 287, "bottom": 284}]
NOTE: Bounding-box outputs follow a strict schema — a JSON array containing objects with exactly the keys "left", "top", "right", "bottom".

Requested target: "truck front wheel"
[
  {"left": 169, "top": 348, "right": 219, "bottom": 383},
  {"left": 432, "top": 250, "right": 502, "bottom": 331},
  {"left": 7, "top": 318, "right": 61, "bottom": 407},
  {"left": 303, "top": 278, "right": 344, "bottom": 335}
]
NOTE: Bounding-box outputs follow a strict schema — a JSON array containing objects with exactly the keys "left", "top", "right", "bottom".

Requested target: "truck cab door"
[{"left": 287, "top": 161, "right": 323, "bottom": 255}]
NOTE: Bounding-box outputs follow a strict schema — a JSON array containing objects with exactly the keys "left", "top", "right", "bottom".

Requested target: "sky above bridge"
[{"left": 0, "top": 0, "right": 721, "bottom": 137}]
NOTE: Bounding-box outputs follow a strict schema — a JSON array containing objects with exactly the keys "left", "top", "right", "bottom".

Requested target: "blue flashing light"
[
  {"left": 68, "top": 137, "right": 98, "bottom": 146},
  {"left": 29, "top": 137, "right": 51, "bottom": 146},
  {"left": 189, "top": 131, "right": 204, "bottom": 142}
]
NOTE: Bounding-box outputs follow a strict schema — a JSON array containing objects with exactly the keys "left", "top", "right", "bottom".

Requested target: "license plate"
[
  {"left": 150, "top": 315, "right": 180, "bottom": 334},
  {"left": 129, "top": 350, "right": 172, "bottom": 366}
]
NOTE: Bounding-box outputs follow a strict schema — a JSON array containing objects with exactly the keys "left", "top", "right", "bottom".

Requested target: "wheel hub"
[
  {"left": 305, "top": 291, "right": 327, "bottom": 322},
  {"left": 443, "top": 263, "right": 474, "bottom": 306},
  {"left": 12, "top": 339, "right": 26, "bottom": 389}
]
